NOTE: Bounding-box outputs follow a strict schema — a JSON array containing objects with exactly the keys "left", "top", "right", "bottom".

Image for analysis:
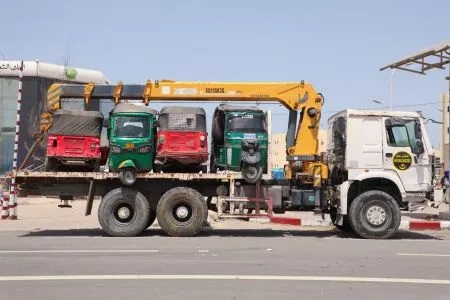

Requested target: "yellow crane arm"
[{"left": 43, "top": 80, "right": 324, "bottom": 161}]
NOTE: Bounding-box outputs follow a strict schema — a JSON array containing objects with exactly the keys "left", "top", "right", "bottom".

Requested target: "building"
[
  {"left": 0, "top": 60, "right": 108, "bottom": 174},
  {"left": 440, "top": 90, "right": 450, "bottom": 171},
  {"left": 269, "top": 129, "right": 327, "bottom": 170}
]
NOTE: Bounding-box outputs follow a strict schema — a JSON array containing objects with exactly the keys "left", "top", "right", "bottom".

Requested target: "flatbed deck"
[{"left": 14, "top": 170, "right": 275, "bottom": 182}]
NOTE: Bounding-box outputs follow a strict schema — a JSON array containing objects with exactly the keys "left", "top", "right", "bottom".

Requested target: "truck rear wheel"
[
  {"left": 98, "top": 188, "right": 150, "bottom": 237},
  {"left": 348, "top": 190, "right": 401, "bottom": 239},
  {"left": 156, "top": 187, "right": 208, "bottom": 237}
]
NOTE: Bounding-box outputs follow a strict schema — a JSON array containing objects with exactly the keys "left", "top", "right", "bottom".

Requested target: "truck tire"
[
  {"left": 329, "top": 208, "right": 353, "bottom": 232},
  {"left": 156, "top": 187, "right": 208, "bottom": 237},
  {"left": 348, "top": 190, "right": 401, "bottom": 239},
  {"left": 98, "top": 188, "right": 150, "bottom": 237}
]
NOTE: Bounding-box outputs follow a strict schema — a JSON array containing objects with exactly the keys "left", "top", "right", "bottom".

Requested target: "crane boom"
[{"left": 42, "top": 80, "right": 324, "bottom": 162}]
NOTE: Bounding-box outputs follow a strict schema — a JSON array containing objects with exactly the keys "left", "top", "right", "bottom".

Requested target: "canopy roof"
[{"left": 380, "top": 40, "right": 450, "bottom": 76}]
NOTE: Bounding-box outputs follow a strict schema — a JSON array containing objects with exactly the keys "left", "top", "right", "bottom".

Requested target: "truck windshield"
[
  {"left": 226, "top": 114, "right": 266, "bottom": 133},
  {"left": 114, "top": 116, "right": 150, "bottom": 138}
]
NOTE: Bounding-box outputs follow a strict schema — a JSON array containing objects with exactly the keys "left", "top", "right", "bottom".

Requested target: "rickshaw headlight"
[
  {"left": 159, "top": 134, "right": 166, "bottom": 145},
  {"left": 200, "top": 135, "right": 206, "bottom": 141},
  {"left": 111, "top": 145, "right": 121, "bottom": 153},
  {"left": 139, "top": 145, "right": 152, "bottom": 153}
]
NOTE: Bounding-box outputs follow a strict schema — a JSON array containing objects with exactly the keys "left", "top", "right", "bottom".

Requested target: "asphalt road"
[{"left": 0, "top": 228, "right": 449, "bottom": 300}]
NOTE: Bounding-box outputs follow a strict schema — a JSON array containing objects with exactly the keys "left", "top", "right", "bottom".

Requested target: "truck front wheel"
[
  {"left": 348, "top": 190, "right": 401, "bottom": 239},
  {"left": 156, "top": 187, "right": 208, "bottom": 237},
  {"left": 98, "top": 188, "right": 150, "bottom": 237}
]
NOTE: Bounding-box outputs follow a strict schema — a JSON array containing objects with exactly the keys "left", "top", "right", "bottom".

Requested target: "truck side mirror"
[
  {"left": 412, "top": 139, "right": 425, "bottom": 155},
  {"left": 414, "top": 122, "right": 422, "bottom": 138}
]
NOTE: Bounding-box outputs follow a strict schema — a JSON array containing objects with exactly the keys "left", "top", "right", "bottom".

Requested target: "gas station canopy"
[{"left": 380, "top": 41, "right": 450, "bottom": 79}]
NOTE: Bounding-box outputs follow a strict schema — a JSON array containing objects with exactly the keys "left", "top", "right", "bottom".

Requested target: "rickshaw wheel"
[
  {"left": 242, "top": 164, "right": 263, "bottom": 184},
  {"left": 119, "top": 167, "right": 137, "bottom": 186},
  {"left": 44, "top": 157, "right": 58, "bottom": 172}
]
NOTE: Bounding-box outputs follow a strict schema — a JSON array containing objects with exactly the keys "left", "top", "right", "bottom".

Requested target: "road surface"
[{"left": 0, "top": 228, "right": 449, "bottom": 299}]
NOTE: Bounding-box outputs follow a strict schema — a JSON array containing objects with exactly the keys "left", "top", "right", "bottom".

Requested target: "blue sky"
[{"left": 1, "top": 0, "right": 449, "bottom": 147}]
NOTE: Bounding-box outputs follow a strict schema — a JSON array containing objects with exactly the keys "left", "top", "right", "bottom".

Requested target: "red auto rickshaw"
[
  {"left": 45, "top": 109, "right": 104, "bottom": 172},
  {"left": 154, "top": 106, "right": 208, "bottom": 172}
]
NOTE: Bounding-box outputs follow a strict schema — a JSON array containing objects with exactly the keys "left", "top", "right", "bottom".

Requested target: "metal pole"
[
  {"left": 447, "top": 66, "right": 450, "bottom": 206},
  {"left": 8, "top": 61, "right": 24, "bottom": 220},
  {"left": 267, "top": 109, "right": 272, "bottom": 178},
  {"left": 390, "top": 69, "right": 396, "bottom": 110}
]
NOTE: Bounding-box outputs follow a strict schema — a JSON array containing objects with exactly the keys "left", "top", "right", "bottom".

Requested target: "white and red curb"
[
  {"left": 399, "top": 220, "right": 450, "bottom": 231},
  {"left": 267, "top": 217, "right": 450, "bottom": 230}
]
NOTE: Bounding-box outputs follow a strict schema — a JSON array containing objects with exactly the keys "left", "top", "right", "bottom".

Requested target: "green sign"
[{"left": 64, "top": 67, "right": 78, "bottom": 80}]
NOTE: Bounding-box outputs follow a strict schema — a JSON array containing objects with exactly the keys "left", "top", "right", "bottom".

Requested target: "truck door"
[{"left": 382, "top": 117, "right": 431, "bottom": 192}]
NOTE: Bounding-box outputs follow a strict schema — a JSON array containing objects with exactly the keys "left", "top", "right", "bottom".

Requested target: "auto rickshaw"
[
  {"left": 155, "top": 106, "right": 208, "bottom": 173},
  {"left": 107, "top": 103, "right": 158, "bottom": 186},
  {"left": 210, "top": 104, "right": 268, "bottom": 183},
  {"left": 45, "top": 109, "right": 104, "bottom": 172}
]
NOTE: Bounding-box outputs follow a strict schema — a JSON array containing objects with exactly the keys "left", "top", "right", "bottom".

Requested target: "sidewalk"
[{"left": 0, "top": 196, "right": 449, "bottom": 232}]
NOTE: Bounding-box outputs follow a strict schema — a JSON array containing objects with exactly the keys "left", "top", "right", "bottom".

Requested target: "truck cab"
[{"left": 327, "top": 109, "right": 436, "bottom": 238}]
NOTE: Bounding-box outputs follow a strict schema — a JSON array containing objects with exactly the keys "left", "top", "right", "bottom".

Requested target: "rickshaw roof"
[
  {"left": 160, "top": 106, "right": 206, "bottom": 115},
  {"left": 214, "top": 104, "right": 264, "bottom": 113},
  {"left": 49, "top": 109, "right": 103, "bottom": 137},
  {"left": 112, "top": 103, "right": 158, "bottom": 115},
  {"left": 53, "top": 109, "right": 104, "bottom": 119}
]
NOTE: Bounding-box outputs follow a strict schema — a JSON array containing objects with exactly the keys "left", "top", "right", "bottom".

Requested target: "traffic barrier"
[
  {"left": 8, "top": 60, "right": 24, "bottom": 220},
  {"left": 1, "top": 182, "right": 10, "bottom": 220}
]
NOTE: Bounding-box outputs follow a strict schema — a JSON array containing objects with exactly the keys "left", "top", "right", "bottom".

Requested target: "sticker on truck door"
[{"left": 393, "top": 151, "right": 412, "bottom": 171}]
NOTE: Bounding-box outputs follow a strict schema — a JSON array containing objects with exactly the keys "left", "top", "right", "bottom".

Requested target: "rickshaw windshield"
[
  {"left": 159, "top": 114, "right": 207, "bottom": 131},
  {"left": 114, "top": 116, "right": 150, "bottom": 138},
  {"left": 226, "top": 114, "right": 266, "bottom": 133}
]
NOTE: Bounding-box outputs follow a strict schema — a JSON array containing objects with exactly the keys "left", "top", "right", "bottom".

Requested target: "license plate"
[
  {"left": 244, "top": 133, "right": 256, "bottom": 139},
  {"left": 125, "top": 143, "right": 135, "bottom": 149}
]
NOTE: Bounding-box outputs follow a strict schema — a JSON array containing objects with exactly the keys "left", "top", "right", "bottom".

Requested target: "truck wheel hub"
[
  {"left": 176, "top": 206, "right": 189, "bottom": 219},
  {"left": 117, "top": 206, "right": 131, "bottom": 220},
  {"left": 366, "top": 205, "right": 387, "bottom": 226}
]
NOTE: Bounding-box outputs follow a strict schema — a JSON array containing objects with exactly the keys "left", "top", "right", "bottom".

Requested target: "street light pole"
[{"left": 390, "top": 68, "right": 396, "bottom": 110}]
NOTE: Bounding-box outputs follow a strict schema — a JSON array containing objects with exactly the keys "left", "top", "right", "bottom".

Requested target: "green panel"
[{"left": 215, "top": 132, "right": 268, "bottom": 171}]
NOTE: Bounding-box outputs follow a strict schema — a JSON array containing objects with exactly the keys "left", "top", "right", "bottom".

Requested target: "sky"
[{"left": 1, "top": 0, "right": 449, "bottom": 147}]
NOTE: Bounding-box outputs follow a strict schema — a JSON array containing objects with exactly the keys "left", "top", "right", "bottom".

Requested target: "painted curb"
[
  {"left": 269, "top": 216, "right": 301, "bottom": 226},
  {"left": 268, "top": 218, "right": 450, "bottom": 230},
  {"left": 400, "top": 220, "right": 450, "bottom": 231}
]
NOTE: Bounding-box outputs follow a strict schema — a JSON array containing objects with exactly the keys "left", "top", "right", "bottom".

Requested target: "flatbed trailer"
[{"left": 12, "top": 170, "right": 296, "bottom": 237}]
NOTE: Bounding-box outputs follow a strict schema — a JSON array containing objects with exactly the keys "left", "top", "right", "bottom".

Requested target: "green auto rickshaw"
[
  {"left": 107, "top": 103, "right": 158, "bottom": 186},
  {"left": 210, "top": 104, "right": 268, "bottom": 183}
]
